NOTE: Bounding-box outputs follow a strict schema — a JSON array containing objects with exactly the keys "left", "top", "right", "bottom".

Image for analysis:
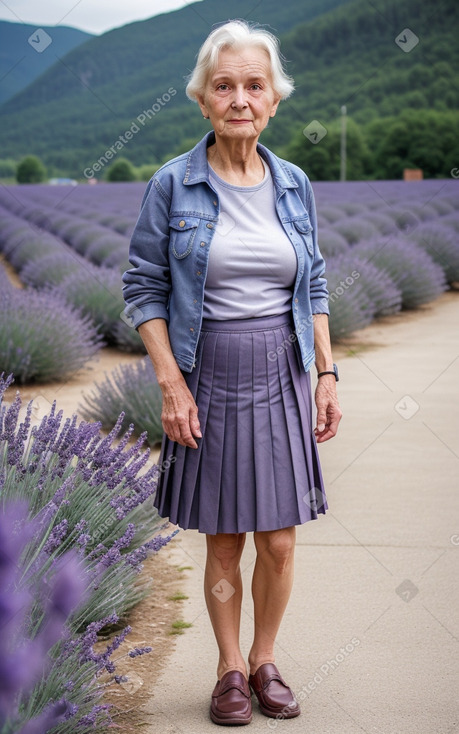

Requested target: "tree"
[
  {"left": 285, "top": 118, "right": 371, "bottom": 181},
  {"left": 0, "top": 158, "right": 17, "bottom": 179},
  {"left": 16, "top": 155, "right": 47, "bottom": 184},
  {"left": 106, "top": 157, "right": 137, "bottom": 182}
]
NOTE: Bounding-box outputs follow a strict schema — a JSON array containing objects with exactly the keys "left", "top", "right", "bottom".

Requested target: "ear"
[
  {"left": 270, "top": 95, "right": 281, "bottom": 118},
  {"left": 197, "top": 94, "right": 210, "bottom": 119}
]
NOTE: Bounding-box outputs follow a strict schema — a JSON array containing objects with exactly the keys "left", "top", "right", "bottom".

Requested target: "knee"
[
  {"left": 258, "top": 528, "right": 295, "bottom": 575},
  {"left": 207, "top": 533, "right": 245, "bottom": 571}
]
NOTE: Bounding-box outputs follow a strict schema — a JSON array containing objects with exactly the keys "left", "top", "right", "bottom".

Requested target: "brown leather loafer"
[
  {"left": 210, "top": 670, "right": 252, "bottom": 725},
  {"left": 249, "top": 663, "right": 300, "bottom": 719}
]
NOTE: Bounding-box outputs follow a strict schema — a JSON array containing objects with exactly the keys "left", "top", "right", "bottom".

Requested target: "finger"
[
  {"left": 314, "top": 415, "right": 341, "bottom": 442},
  {"left": 175, "top": 415, "right": 198, "bottom": 448},
  {"left": 314, "top": 425, "right": 334, "bottom": 442},
  {"left": 179, "top": 425, "right": 198, "bottom": 449},
  {"left": 162, "top": 416, "right": 190, "bottom": 446},
  {"left": 189, "top": 410, "right": 202, "bottom": 438},
  {"left": 315, "top": 410, "right": 327, "bottom": 433}
]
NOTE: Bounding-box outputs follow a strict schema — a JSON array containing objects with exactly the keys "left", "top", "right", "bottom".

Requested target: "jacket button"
[
  {"left": 179, "top": 220, "right": 186, "bottom": 227},
  {"left": 213, "top": 200, "right": 217, "bottom": 206},
  {"left": 295, "top": 298, "right": 299, "bottom": 303},
  {"left": 196, "top": 270, "right": 201, "bottom": 275},
  {"left": 190, "top": 327, "right": 194, "bottom": 332},
  {"left": 206, "top": 223, "right": 213, "bottom": 229},
  {"left": 200, "top": 241, "right": 206, "bottom": 247}
]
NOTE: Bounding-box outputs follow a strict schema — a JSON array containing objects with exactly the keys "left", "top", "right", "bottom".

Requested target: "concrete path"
[{"left": 143, "top": 292, "right": 459, "bottom": 734}]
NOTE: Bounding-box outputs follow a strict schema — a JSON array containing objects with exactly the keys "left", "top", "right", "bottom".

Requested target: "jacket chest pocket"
[
  {"left": 293, "top": 217, "right": 314, "bottom": 256},
  {"left": 169, "top": 216, "right": 200, "bottom": 259}
]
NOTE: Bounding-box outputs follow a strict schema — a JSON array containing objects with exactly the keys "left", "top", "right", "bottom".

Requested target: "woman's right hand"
[
  {"left": 137, "top": 319, "right": 202, "bottom": 448},
  {"left": 160, "top": 377, "right": 202, "bottom": 449}
]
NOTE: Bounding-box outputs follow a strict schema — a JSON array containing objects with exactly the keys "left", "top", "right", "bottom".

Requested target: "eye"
[
  {"left": 250, "top": 84, "right": 262, "bottom": 90},
  {"left": 217, "top": 84, "right": 230, "bottom": 91}
]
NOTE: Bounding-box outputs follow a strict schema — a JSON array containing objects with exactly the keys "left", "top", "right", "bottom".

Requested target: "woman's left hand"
[{"left": 314, "top": 376, "right": 342, "bottom": 442}]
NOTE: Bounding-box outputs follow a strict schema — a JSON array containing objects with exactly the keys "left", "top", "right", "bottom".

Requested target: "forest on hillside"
[{"left": 0, "top": 0, "right": 457, "bottom": 180}]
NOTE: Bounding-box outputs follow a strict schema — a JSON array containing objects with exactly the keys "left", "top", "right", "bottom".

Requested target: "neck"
[{"left": 207, "top": 134, "right": 264, "bottom": 185}]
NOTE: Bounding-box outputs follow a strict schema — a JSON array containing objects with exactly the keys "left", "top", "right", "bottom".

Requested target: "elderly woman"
[{"left": 123, "top": 20, "right": 342, "bottom": 726}]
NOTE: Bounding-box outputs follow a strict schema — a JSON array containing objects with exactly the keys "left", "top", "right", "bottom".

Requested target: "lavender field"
[
  {"left": 0, "top": 178, "right": 458, "bottom": 385},
  {"left": 0, "top": 179, "right": 457, "bottom": 731}
]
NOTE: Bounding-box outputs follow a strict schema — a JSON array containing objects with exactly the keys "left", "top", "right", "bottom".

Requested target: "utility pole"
[{"left": 340, "top": 105, "right": 347, "bottom": 182}]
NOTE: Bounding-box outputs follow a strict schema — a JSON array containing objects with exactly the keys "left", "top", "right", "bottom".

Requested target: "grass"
[
  {"left": 169, "top": 620, "right": 193, "bottom": 635},
  {"left": 168, "top": 592, "right": 189, "bottom": 601}
]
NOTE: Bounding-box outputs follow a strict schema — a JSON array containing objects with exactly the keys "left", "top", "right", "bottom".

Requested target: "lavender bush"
[
  {"left": 1, "top": 372, "right": 175, "bottom": 618},
  {"left": 0, "top": 501, "right": 93, "bottom": 733},
  {"left": 440, "top": 214, "right": 459, "bottom": 233},
  {"left": 0, "top": 211, "right": 143, "bottom": 353},
  {"left": 360, "top": 211, "right": 398, "bottom": 236},
  {"left": 408, "top": 203, "right": 437, "bottom": 222},
  {"left": 55, "top": 267, "right": 142, "bottom": 351},
  {"left": 0, "top": 210, "right": 80, "bottom": 275},
  {"left": 0, "top": 275, "right": 102, "bottom": 383},
  {"left": 80, "top": 357, "right": 163, "bottom": 446},
  {"left": 85, "top": 235, "right": 128, "bottom": 268},
  {"left": 354, "top": 238, "right": 447, "bottom": 308},
  {"left": 325, "top": 257, "right": 376, "bottom": 339},
  {"left": 385, "top": 208, "right": 420, "bottom": 232},
  {"left": 409, "top": 223, "right": 459, "bottom": 284},
  {"left": 319, "top": 205, "right": 345, "bottom": 224},
  {"left": 111, "top": 319, "right": 147, "bottom": 353},
  {"left": 54, "top": 265, "right": 120, "bottom": 332},
  {"left": 0, "top": 260, "right": 12, "bottom": 291},
  {"left": 0, "top": 373, "right": 178, "bottom": 731},
  {"left": 333, "top": 217, "right": 379, "bottom": 245},
  {"left": 21, "top": 252, "right": 83, "bottom": 288},
  {"left": 335, "top": 202, "right": 366, "bottom": 217},
  {"left": 343, "top": 255, "right": 402, "bottom": 317},
  {"left": 318, "top": 228, "right": 350, "bottom": 257},
  {"left": 0, "top": 180, "right": 456, "bottom": 345},
  {"left": 428, "top": 199, "right": 453, "bottom": 216}
]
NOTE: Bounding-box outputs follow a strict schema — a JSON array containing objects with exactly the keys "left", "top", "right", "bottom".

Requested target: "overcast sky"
[{"left": 0, "top": 0, "right": 203, "bottom": 34}]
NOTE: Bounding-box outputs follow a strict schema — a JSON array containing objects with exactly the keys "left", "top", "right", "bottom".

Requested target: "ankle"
[
  {"left": 217, "top": 653, "right": 248, "bottom": 680},
  {"left": 218, "top": 663, "right": 247, "bottom": 680},
  {"left": 248, "top": 654, "right": 276, "bottom": 676}
]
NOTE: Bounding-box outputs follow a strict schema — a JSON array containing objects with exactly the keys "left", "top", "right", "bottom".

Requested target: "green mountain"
[
  {"left": 0, "top": 0, "right": 457, "bottom": 177},
  {"left": 0, "top": 0, "right": 348, "bottom": 174},
  {"left": 269, "top": 0, "right": 458, "bottom": 140},
  {"left": 0, "top": 20, "right": 93, "bottom": 105}
]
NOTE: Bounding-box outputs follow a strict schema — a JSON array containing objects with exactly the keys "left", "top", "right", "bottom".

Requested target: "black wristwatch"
[{"left": 317, "top": 363, "right": 339, "bottom": 382}]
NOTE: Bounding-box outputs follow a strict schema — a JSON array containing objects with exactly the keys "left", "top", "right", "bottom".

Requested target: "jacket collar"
[{"left": 183, "top": 131, "right": 298, "bottom": 193}]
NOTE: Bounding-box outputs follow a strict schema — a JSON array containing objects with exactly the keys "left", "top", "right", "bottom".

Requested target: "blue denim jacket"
[{"left": 122, "top": 131, "right": 329, "bottom": 373}]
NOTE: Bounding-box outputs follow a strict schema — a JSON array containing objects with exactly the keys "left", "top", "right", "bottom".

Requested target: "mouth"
[{"left": 227, "top": 119, "right": 252, "bottom": 123}]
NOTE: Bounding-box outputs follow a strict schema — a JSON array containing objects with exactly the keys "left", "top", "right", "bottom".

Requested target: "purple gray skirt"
[{"left": 154, "top": 312, "right": 328, "bottom": 535}]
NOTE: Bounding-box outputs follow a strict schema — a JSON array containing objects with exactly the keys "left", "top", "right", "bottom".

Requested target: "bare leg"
[
  {"left": 248, "top": 526, "right": 296, "bottom": 675},
  {"left": 205, "top": 532, "right": 247, "bottom": 679}
]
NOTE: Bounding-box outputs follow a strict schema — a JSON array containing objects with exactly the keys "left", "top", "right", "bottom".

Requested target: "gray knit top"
[{"left": 203, "top": 160, "right": 297, "bottom": 320}]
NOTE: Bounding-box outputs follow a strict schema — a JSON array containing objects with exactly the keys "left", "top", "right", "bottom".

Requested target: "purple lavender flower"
[
  {"left": 354, "top": 237, "right": 447, "bottom": 308},
  {"left": 0, "top": 285, "right": 103, "bottom": 383},
  {"left": 80, "top": 357, "right": 163, "bottom": 446},
  {"left": 409, "top": 223, "right": 459, "bottom": 284},
  {"left": 16, "top": 698, "right": 72, "bottom": 734},
  {"left": 0, "top": 501, "right": 88, "bottom": 729}
]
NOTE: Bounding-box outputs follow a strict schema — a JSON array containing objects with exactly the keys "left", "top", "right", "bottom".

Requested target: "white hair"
[{"left": 185, "top": 20, "right": 295, "bottom": 102}]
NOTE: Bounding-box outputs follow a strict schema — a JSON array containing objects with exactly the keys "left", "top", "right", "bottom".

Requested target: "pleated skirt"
[{"left": 153, "top": 312, "right": 328, "bottom": 535}]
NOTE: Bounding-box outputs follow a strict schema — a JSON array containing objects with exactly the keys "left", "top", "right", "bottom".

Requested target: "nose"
[{"left": 231, "top": 84, "right": 248, "bottom": 109}]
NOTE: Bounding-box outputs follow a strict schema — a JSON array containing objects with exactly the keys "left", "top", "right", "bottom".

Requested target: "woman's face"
[{"left": 197, "top": 46, "right": 281, "bottom": 143}]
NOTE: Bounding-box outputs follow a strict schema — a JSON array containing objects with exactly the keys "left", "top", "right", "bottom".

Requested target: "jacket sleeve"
[
  {"left": 305, "top": 178, "right": 330, "bottom": 316},
  {"left": 122, "top": 177, "right": 171, "bottom": 328}
]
